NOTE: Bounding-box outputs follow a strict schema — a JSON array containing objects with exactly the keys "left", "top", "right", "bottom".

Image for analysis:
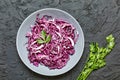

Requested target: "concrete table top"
[{"left": 0, "top": 0, "right": 120, "bottom": 80}]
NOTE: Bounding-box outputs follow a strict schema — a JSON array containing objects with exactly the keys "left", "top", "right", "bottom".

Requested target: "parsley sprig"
[{"left": 37, "top": 30, "right": 51, "bottom": 44}]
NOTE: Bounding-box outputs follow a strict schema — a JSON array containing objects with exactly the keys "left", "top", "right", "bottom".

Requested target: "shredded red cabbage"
[{"left": 26, "top": 14, "right": 79, "bottom": 69}]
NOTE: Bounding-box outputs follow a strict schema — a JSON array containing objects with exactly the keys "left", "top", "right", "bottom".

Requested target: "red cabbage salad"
[{"left": 26, "top": 14, "right": 79, "bottom": 69}]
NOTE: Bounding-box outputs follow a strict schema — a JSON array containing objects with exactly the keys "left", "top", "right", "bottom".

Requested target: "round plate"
[{"left": 16, "top": 8, "right": 84, "bottom": 76}]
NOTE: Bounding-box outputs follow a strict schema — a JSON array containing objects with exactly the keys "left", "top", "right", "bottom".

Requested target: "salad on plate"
[{"left": 26, "top": 14, "right": 79, "bottom": 69}]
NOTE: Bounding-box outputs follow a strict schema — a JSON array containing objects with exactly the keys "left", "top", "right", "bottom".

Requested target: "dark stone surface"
[{"left": 0, "top": 0, "right": 120, "bottom": 80}]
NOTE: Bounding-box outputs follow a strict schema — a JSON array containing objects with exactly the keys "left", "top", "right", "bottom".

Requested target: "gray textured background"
[{"left": 0, "top": 0, "right": 120, "bottom": 80}]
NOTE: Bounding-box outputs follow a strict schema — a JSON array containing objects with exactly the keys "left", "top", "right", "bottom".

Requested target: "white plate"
[{"left": 16, "top": 8, "right": 84, "bottom": 76}]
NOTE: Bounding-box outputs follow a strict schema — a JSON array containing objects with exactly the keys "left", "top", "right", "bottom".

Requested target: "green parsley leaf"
[
  {"left": 37, "top": 39, "right": 45, "bottom": 44},
  {"left": 45, "top": 35, "right": 51, "bottom": 43},
  {"left": 41, "top": 30, "right": 46, "bottom": 40},
  {"left": 37, "top": 30, "right": 51, "bottom": 44}
]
